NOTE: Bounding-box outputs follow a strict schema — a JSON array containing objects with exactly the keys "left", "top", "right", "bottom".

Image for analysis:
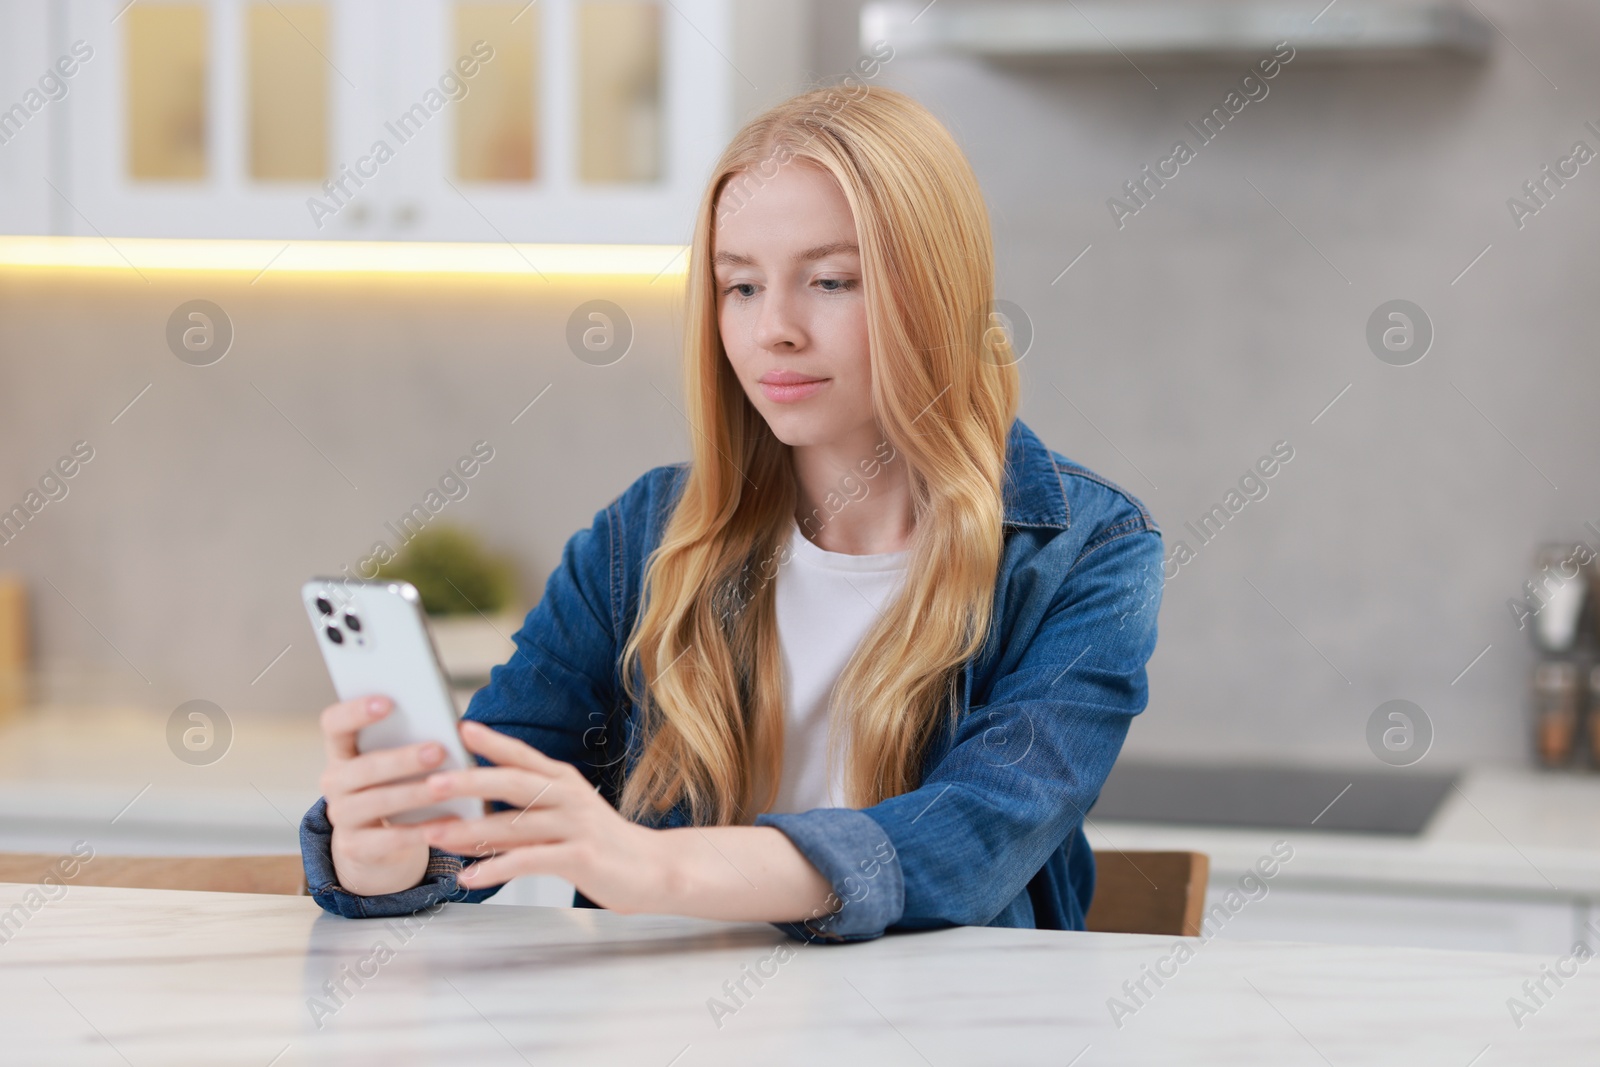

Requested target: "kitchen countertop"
[
  {"left": 1, "top": 882, "right": 1595, "bottom": 1065},
  {"left": 1086, "top": 767, "right": 1600, "bottom": 901},
  {"left": 0, "top": 704, "right": 324, "bottom": 855},
  {"left": 5, "top": 704, "right": 1600, "bottom": 901}
]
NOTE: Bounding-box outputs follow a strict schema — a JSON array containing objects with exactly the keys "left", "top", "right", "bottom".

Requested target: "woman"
[{"left": 300, "top": 86, "right": 1162, "bottom": 942}]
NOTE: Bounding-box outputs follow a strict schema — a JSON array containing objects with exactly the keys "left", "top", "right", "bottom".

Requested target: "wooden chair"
[
  {"left": 1085, "top": 850, "right": 1209, "bottom": 937},
  {"left": 1, "top": 849, "right": 1205, "bottom": 918},
  {"left": 0, "top": 852, "right": 306, "bottom": 896}
]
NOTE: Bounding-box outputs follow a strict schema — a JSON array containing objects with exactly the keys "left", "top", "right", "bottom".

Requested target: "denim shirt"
[{"left": 300, "top": 418, "right": 1163, "bottom": 942}]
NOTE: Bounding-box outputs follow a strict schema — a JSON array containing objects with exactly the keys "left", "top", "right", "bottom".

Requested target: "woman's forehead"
[{"left": 713, "top": 165, "right": 857, "bottom": 264}]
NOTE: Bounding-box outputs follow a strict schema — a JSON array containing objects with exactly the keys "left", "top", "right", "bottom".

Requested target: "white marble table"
[{"left": 1, "top": 883, "right": 1595, "bottom": 1066}]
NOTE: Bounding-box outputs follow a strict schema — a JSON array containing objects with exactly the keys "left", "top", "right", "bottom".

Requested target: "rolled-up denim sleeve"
[
  {"left": 299, "top": 797, "right": 496, "bottom": 917},
  {"left": 757, "top": 524, "right": 1162, "bottom": 940},
  {"left": 754, "top": 808, "right": 903, "bottom": 942}
]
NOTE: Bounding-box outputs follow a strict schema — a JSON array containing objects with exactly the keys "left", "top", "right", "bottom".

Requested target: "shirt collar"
[{"left": 1002, "top": 418, "right": 1070, "bottom": 531}]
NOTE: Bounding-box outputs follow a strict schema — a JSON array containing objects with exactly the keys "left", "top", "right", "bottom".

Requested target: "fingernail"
[
  {"left": 421, "top": 743, "right": 444, "bottom": 765},
  {"left": 367, "top": 697, "right": 387, "bottom": 715}
]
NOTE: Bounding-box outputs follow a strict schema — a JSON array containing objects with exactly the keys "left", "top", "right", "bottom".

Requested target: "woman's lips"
[{"left": 758, "top": 378, "right": 829, "bottom": 403}]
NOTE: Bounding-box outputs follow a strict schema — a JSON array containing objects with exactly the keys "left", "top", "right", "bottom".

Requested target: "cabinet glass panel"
[
  {"left": 247, "top": 3, "right": 329, "bottom": 181},
  {"left": 578, "top": 1, "right": 662, "bottom": 184},
  {"left": 455, "top": 3, "right": 538, "bottom": 182},
  {"left": 125, "top": 4, "right": 208, "bottom": 180}
]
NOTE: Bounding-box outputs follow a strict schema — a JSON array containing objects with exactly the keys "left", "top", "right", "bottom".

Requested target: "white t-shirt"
[{"left": 768, "top": 521, "right": 912, "bottom": 814}]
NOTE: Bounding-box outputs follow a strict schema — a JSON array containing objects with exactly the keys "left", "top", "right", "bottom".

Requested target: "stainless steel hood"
[{"left": 861, "top": 2, "right": 1494, "bottom": 64}]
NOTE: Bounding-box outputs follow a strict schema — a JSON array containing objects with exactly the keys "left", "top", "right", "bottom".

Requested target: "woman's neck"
[{"left": 789, "top": 427, "right": 914, "bottom": 556}]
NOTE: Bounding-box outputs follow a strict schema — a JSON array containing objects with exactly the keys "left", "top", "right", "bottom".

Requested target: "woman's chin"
[{"left": 758, "top": 409, "right": 837, "bottom": 449}]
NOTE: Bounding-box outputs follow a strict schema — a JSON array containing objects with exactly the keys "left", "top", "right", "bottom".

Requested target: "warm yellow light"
[{"left": 0, "top": 235, "right": 688, "bottom": 279}]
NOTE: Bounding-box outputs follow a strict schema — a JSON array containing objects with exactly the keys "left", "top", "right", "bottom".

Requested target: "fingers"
[
  {"left": 323, "top": 741, "right": 447, "bottom": 796},
  {"left": 459, "top": 720, "right": 568, "bottom": 776},
  {"left": 421, "top": 808, "right": 565, "bottom": 854},
  {"left": 326, "top": 779, "right": 441, "bottom": 829},
  {"left": 456, "top": 843, "right": 578, "bottom": 889},
  {"left": 321, "top": 696, "right": 391, "bottom": 761},
  {"left": 426, "top": 765, "right": 560, "bottom": 809}
]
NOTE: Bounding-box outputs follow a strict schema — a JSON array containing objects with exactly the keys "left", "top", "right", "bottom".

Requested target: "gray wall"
[
  {"left": 818, "top": 0, "right": 1600, "bottom": 769},
  {"left": 4, "top": 0, "right": 1599, "bottom": 771},
  {"left": 0, "top": 273, "right": 689, "bottom": 715}
]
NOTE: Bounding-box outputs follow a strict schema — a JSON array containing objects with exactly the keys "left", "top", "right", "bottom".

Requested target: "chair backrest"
[
  {"left": 1085, "top": 850, "right": 1209, "bottom": 937},
  {"left": 0, "top": 852, "right": 306, "bottom": 896}
]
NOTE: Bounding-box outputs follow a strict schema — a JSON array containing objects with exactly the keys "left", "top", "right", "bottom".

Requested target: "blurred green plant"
[{"left": 376, "top": 525, "right": 516, "bottom": 616}]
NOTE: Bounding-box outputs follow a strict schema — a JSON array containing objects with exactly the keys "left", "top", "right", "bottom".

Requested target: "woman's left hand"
[{"left": 417, "top": 720, "right": 675, "bottom": 914}]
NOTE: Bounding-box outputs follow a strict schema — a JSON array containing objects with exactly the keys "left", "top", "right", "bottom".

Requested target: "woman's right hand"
[{"left": 320, "top": 695, "right": 441, "bottom": 898}]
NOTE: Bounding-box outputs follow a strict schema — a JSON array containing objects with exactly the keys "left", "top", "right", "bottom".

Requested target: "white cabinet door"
[
  {"left": 61, "top": 0, "right": 351, "bottom": 238},
  {"left": 51, "top": 0, "right": 736, "bottom": 243},
  {"left": 374, "top": 0, "right": 730, "bottom": 245}
]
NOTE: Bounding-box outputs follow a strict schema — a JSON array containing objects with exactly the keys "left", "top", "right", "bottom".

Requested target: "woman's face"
[{"left": 712, "top": 161, "right": 875, "bottom": 451}]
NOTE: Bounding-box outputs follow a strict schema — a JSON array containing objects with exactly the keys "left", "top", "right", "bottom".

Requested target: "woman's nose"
[{"left": 753, "top": 289, "right": 805, "bottom": 350}]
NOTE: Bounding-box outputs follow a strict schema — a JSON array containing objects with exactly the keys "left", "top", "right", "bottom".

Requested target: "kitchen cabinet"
[{"left": 12, "top": 0, "right": 803, "bottom": 243}]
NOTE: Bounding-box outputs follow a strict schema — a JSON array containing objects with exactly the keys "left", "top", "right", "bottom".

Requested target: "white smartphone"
[{"left": 303, "top": 577, "right": 484, "bottom": 825}]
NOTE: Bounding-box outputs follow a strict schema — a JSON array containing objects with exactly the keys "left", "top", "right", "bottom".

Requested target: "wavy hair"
[{"left": 619, "top": 86, "right": 1020, "bottom": 825}]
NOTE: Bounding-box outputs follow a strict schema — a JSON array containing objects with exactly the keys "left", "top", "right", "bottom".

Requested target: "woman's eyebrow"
[
  {"left": 796, "top": 241, "right": 858, "bottom": 262},
  {"left": 710, "top": 242, "right": 859, "bottom": 269}
]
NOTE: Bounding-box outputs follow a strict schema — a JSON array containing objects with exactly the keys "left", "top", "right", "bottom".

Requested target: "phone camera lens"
[
  {"left": 325, "top": 625, "right": 344, "bottom": 645},
  {"left": 315, "top": 597, "right": 334, "bottom": 616},
  {"left": 343, "top": 613, "right": 362, "bottom": 633}
]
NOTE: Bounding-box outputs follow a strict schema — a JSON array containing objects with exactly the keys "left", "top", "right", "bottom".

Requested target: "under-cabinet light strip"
[{"left": 0, "top": 236, "right": 690, "bottom": 279}]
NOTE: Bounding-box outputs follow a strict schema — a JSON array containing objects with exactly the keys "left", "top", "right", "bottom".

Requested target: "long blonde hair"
[{"left": 619, "top": 86, "right": 1020, "bottom": 825}]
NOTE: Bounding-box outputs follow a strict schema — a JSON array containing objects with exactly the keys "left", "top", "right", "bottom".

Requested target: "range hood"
[{"left": 861, "top": 2, "right": 1494, "bottom": 64}]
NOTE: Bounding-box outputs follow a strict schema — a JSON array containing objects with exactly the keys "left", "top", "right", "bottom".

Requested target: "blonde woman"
[{"left": 301, "top": 86, "right": 1163, "bottom": 941}]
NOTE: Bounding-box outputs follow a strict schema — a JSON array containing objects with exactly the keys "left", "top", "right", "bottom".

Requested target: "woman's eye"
[
  {"left": 722, "top": 283, "right": 757, "bottom": 299},
  {"left": 815, "top": 277, "right": 856, "bottom": 293}
]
